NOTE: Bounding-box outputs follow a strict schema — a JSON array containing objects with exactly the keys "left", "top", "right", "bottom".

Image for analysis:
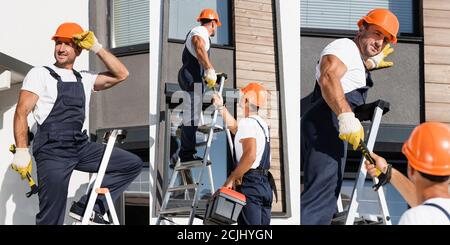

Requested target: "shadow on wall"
[
  {"left": 0, "top": 83, "right": 20, "bottom": 130},
  {"left": 0, "top": 166, "right": 39, "bottom": 225},
  {"left": 64, "top": 181, "right": 89, "bottom": 225},
  {"left": 0, "top": 83, "right": 39, "bottom": 224}
]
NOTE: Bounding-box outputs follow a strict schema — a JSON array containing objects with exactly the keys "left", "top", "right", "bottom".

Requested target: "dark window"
[{"left": 110, "top": 0, "right": 149, "bottom": 55}]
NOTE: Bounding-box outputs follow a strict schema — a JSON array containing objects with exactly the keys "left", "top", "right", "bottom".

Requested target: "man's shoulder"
[
  {"left": 324, "top": 38, "right": 356, "bottom": 50},
  {"left": 190, "top": 26, "right": 208, "bottom": 37},
  {"left": 26, "top": 66, "right": 51, "bottom": 77},
  {"left": 239, "top": 117, "right": 260, "bottom": 128}
]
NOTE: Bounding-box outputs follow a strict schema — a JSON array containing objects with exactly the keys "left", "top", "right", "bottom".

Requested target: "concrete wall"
[
  {"left": 0, "top": 0, "right": 90, "bottom": 225},
  {"left": 301, "top": 36, "right": 421, "bottom": 125},
  {"left": 88, "top": 0, "right": 150, "bottom": 132}
]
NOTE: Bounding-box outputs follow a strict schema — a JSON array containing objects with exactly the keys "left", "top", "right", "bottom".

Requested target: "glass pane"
[
  {"left": 168, "top": 0, "right": 230, "bottom": 45},
  {"left": 112, "top": 0, "right": 149, "bottom": 48}
]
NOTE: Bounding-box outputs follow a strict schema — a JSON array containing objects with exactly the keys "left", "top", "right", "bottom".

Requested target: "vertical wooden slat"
[
  {"left": 424, "top": 3, "right": 450, "bottom": 123},
  {"left": 234, "top": 0, "right": 284, "bottom": 212}
]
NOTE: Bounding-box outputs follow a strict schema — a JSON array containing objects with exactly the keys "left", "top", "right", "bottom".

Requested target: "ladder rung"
[
  {"left": 160, "top": 207, "right": 192, "bottom": 215},
  {"left": 175, "top": 161, "right": 210, "bottom": 170},
  {"left": 197, "top": 125, "right": 224, "bottom": 134},
  {"left": 167, "top": 184, "right": 197, "bottom": 192},
  {"left": 196, "top": 141, "right": 207, "bottom": 147}
]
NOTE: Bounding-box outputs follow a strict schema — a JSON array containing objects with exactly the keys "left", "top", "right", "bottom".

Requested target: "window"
[
  {"left": 301, "top": 0, "right": 418, "bottom": 37},
  {"left": 110, "top": 0, "right": 149, "bottom": 49},
  {"left": 168, "top": 0, "right": 231, "bottom": 46}
]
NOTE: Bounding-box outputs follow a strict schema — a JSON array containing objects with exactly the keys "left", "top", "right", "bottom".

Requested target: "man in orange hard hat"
[
  {"left": 177, "top": 9, "right": 221, "bottom": 164},
  {"left": 301, "top": 9, "right": 400, "bottom": 224},
  {"left": 366, "top": 122, "right": 450, "bottom": 225},
  {"left": 212, "top": 83, "right": 276, "bottom": 225},
  {"left": 12, "top": 22, "right": 143, "bottom": 225}
]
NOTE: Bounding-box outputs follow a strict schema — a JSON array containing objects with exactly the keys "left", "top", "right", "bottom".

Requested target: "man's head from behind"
[
  {"left": 356, "top": 9, "right": 399, "bottom": 58},
  {"left": 402, "top": 122, "right": 450, "bottom": 192},
  {"left": 52, "top": 22, "right": 84, "bottom": 68},
  {"left": 197, "top": 8, "right": 221, "bottom": 37}
]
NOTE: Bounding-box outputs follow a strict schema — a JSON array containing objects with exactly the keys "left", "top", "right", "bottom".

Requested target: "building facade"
[{"left": 150, "top": 0, "right": 300, "bottom": 225}]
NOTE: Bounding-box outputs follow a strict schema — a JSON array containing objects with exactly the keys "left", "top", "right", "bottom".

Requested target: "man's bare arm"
[
  {"left": 318, "top": 55, "right": 352, "bottom": 115},
  {"left": 14, "top": 90, "right": 38, "bottom": 148},
  {"left": 93, "top": 48, "right": 129, "bottom": 91},
  {"left": 192, "top": 35, "right": 213, "bottom": 70}
]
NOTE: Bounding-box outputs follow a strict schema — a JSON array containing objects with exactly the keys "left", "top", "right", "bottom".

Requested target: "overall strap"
[
  {"left": 43, "top": 66, "right": 62, "bottom": 82},
  {"left": 423, "top": 203, "right": 450, "bottom": 221}
]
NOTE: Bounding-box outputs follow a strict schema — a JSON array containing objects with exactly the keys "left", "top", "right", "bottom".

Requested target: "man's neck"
[
  {"left": 54, "top": 63, "right": 73, "bottom": 70},
  {"left": 202, "top": 24, "right": 213, "bottom": 37},
  {"left": 353, "top": 37, "right": 368, "bottom": 61},
  {"left": 418, "top": 183, "right": 450, "bottom": 204}
]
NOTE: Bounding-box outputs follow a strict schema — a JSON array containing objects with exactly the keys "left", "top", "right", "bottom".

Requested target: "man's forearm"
[
  {"left": 390, "top": 168, "right": 418, "bottom": 207},
  {"left": 320, "top": 74, "right": 352, "bottom": 115},
  {"left": 219, "top": 107, "right": 237, "bottom": 134},
  {"left": 96, "top": 48, "right": 129, "bottom": 81},
  {"left": 195, "top": 46, "right": 212, "bottom": 70},
  {"left": 229, "top": 155, "right": 254, "bottom": 181},
  {"left": 14, "top": 111, "right": 29, "bottom": 148}
]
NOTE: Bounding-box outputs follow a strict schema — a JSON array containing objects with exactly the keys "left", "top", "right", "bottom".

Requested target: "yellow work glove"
[
  {"left": 367, "top": 44, "right": 394, "bottom": 70},
  {"left": 204, "top": 68, "right": 217, "bottom": 89},
  {"left": 11, "top": 148, "right": 32, "bottom": 180},
  {"left": 72, "top": 31, "right": 103, "bottom": 53},
  {"left": 337, "top": 112, "right": 364, "bottom": 150}
]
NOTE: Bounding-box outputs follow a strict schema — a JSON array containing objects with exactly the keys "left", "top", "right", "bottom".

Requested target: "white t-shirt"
[
  {"left": 185, "top": 26, "right": 210, "bottom": 59},
  {"left": 398, "top": 198, "right": 450, "bottom": 225},
  {"left": 21, "top": 64, "right": 98, "bottom": 125},
  {"left": 315, "top": 38, "right": 367, "bottom": 94},
  {"left": 234, "top": 115, "right": 270, "bottom": 169}
]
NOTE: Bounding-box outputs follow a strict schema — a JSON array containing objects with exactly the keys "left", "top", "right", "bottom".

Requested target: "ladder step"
[
  {"left": 167, "top": 184, "right": 198, "bottom": 192},
  {"left": 331, "top": 211, "right": 383, "bottom": 225},
  {"left": 160, "top": 207, "right": 193, "bottom": 215},
  {"left": 197, "top": 125, "right": 224, "bottom": 134},
  {"left": 196, "top": 141, "right": 207, "bottom": 147},
  {"left": 175, "top": 160, "right": 211, "bottom": 170}
]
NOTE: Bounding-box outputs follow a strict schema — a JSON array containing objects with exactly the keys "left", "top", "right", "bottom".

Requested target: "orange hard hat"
[
  {"left": 197, "top": 8, "right": 222, "bottom": 27},
  {"left": 52, "top": 22, "right": 84, "bottom": 40},
  {"left": 240, "top": 83, "right": 268, "bottom": 108},
  {"left": 357, "top": 9, "right": 399, "bottom": 44},
  {"left": 402, "top": 122, "right": 450, "bottom": 176}
]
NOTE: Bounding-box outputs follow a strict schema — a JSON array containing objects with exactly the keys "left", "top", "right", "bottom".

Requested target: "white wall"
[
  {"left": 273, "top": 0, "right": 301, "bottom": 225},
  {"left": 0, "top": 0, "right": 90, "bottom": 225},
  {"left": 149, "top": 0, "right": 163, "bottom": 224}
]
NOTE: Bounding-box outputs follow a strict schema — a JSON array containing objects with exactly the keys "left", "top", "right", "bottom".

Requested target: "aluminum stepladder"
[
  {"left": 334, "top": 100, "right": 392, "bottom": 225},
  {"left": 156, "top": 73, "right": 234, "bottom": 225},
  {"left": 79, "top": 129, "right": 126, "bottom": 225}
]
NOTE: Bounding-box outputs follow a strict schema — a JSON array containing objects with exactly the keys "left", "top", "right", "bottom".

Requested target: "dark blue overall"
[
  {"left": 177, "top": 29, "right": 211, "bottom": 161},
  {"left": 301, "top": 68, "right": 373, "bottom": 225},
  {"left": 236, "top": 117, "right": 275, "bottom": 225},
  {"left": 32, "top": 66, "right": 142, "bottom": 225}
]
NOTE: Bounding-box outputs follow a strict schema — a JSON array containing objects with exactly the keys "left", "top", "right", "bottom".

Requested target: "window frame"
[{"left": 108, "top": 0, "right": 150, "bottom": 57}]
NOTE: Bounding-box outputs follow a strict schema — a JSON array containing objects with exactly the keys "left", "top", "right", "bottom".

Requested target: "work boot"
[{"left": 69, "top": 201, "right": 110, "bottom": 225}]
